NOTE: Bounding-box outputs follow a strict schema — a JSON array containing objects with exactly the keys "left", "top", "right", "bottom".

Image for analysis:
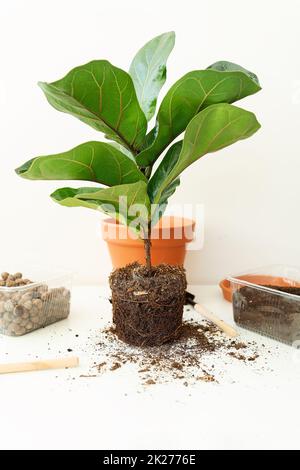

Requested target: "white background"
[{"left": 0, "top": 0, "right": 299, "bottom": 285}]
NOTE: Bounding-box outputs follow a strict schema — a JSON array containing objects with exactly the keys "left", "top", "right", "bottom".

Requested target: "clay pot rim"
[{"left": 220, "top": 275, "right": 300, "bottom": 302}]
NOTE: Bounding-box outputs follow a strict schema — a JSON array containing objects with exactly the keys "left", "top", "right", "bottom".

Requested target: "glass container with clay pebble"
[{"left": 0, "top": 268, "right": 72, "bottom": 336}]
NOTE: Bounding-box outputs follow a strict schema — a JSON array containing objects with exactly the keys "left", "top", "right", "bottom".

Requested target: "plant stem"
[
  {"left": 144, "top": 237, "right": 152, "bottom": 270},
  {"left": 143, "top": 222, "right": 152, "bottom": 271},
  {"left": 144, "top": 165, "right": 153, "bottom": 179}
]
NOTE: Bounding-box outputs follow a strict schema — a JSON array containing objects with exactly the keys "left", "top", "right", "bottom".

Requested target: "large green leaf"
[
  {"left": 51, "top": 181, "right": 151, "bottom": 231},
  {"left": 207, "top": 61, "right": 260, "bottom": 85},
  {"left": 136, "top": 64, "right": 261, "bottom": 167},
  {"left": 107, "top": 141, "right": 135, "bottom": 161},
  {"left": 50, "top": 187, "right": 105, "bottom": 210},
  {"left": 15, "top": 141, "right": 146, "bottom": 185},
  {"left": 39, "top": 60, "right": 147, "bottom": 152},
  {"left": 148, "top": 141, "right": 182, "bottom": 203},
  {"left": 150, "top": 103, "right": 261, "bottom": 203},
  {"left": 129, "top": 31, "right": 175, "bottom": 121},
  {"left": 150, "top": 178, "right": 180, "bottom": 227},
  {"left": 148, "top": 142, "right": 182, "bottom": 226}
]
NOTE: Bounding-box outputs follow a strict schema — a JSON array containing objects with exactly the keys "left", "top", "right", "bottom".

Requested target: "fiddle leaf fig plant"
[{"left": 16, "top": 31, "right": 261, "bottom": 269}]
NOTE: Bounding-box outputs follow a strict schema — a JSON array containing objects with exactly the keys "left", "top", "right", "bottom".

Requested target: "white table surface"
[{"left": 0, "top": 285, "right": 300, "bottom": 450}]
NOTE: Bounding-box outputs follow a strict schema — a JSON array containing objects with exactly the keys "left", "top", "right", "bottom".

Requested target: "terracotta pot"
[
  {"left": 101, "top": 216, "right": 195, "bottom": 268},
  {"left": 220, "top": 275, "right": 300, "bottom": 302}
]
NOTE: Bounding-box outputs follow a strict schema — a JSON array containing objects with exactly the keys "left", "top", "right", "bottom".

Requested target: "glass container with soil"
[{"left": 229, "top": 265, "right": 300, "bottom": 346}]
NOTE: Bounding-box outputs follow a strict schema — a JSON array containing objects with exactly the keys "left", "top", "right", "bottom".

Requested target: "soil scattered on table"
[
  {"left": 228, "top": 352, "right": 247, "bottom": 361},
  {"left": 231, "top": 341, "right": 247, "bottom": 350},
  {"left": 86, "top": 318, "right": 260, "bottom": 386},
  {"left": 110, "top": 362, "right": 121, "bottom": 371}
]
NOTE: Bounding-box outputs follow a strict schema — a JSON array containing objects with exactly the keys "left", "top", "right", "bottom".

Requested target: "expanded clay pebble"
[
  {"left": 0, "top": 272, "right": 32, "bottom": 288},
  {"left": 0, "top": 272, "right": 71, "bottom": 336}
]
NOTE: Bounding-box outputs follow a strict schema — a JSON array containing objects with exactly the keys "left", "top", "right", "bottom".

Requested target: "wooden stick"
[
  {"left": 0, "top": 356, "right": 79, "bottom": 375},
  {"left": 194, "top": 303, "right": 238, "bottom": 338}
]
